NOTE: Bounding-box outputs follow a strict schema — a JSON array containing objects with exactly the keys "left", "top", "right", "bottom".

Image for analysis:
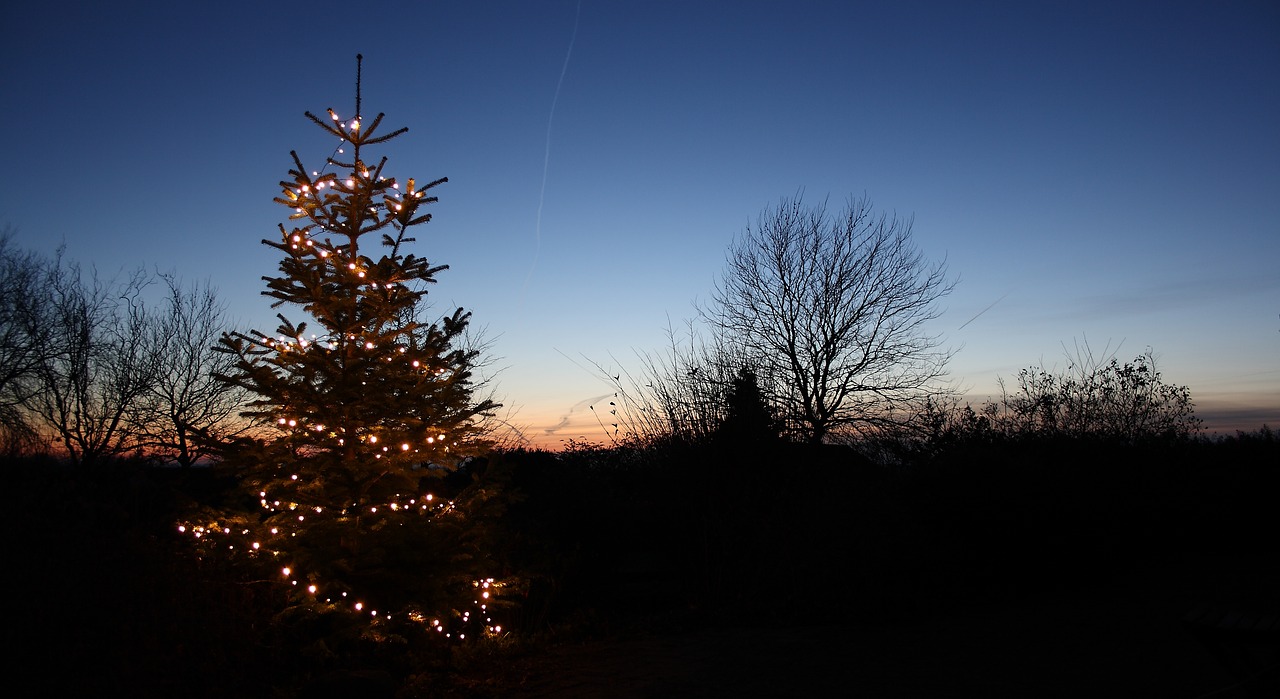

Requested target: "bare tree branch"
[
  {"left": 0, "top": 229, "right": 48, "bottom": 454},
  {"left": 26, "top": 254, "right": 164, "bottom": 466},
  {"left": 130, "top": 275, "right": 252, "bottom": 466}
]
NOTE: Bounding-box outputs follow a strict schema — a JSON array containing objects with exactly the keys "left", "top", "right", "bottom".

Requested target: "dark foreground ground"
[
  {"left": 448, "top": 549, "right": 1277, "bottom": 698},
  {"left": 12, "top": 437, "right": 1279, "bottom": 698},
  {"left": 439, "top": 440, "right": 1280, "bottom": 698}
]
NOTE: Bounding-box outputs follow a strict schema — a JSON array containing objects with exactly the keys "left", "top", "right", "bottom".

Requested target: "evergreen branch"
[{"left": 363, "top": 124, "right": 409, "bottom": 145}]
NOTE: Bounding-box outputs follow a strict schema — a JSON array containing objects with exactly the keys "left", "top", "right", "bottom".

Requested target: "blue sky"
[{"left": 5, "top": 1, "right": 1277, "bottom": 446}]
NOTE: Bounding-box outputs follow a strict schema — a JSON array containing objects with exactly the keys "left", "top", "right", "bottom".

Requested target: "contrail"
[
  {"left": 958, "top": 291, "right": 1010, "bottom": 330},
  {"left": 544, "top": 393, "right": 611, "bottom": 435},
  {"left": 523, "top": 0, "right": 582, "bottom": 298}
]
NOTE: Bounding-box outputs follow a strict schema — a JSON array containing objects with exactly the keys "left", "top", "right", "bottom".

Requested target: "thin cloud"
[
  {"left": 1196, "top": 404, "right": 1279, "bottom": 433},
  {"left": 1047, "top": 272, "right": 1279, "bottom": 324}
]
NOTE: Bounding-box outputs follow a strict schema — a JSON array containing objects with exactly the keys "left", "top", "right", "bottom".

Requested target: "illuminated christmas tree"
[{"left": 188, "top": 58, "right": 510, "bottom": 640}]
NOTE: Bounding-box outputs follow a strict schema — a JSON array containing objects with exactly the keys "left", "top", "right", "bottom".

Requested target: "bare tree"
[
  {"left": 704, "top": 196, "right": 955, "bottom": 443},
  {"left": 132, "top": 275, "right": 250, "bottom": 466},
  {"left": 0, "top": 230, "right": 47, "bottom": 454},
  {"left": 2, "top": 238, "right": 250, "bottom": 464},
  {"left": 27, "top": 254, "right": 164, "bottom": 466}
]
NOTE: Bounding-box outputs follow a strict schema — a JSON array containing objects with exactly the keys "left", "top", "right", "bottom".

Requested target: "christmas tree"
[{"left": 186, "top": 57, "right": 510, "bottom": 640}]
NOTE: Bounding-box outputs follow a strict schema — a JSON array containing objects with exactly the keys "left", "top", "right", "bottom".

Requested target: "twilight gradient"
[{"left": 4, "top": 1, "right": 1277, "bottom": 448}]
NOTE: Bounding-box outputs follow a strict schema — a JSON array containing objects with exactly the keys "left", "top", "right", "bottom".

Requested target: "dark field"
[
  {"left": 475, "top": 550, "right": 1275, "bottom": 697},
  {"left": 12, "top": 434, "right": 1279, "bottom": 697}
]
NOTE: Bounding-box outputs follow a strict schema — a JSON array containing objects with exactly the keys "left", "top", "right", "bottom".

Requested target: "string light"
[{"left": 176, "top": 495, "right": 513, "bottom": 641}]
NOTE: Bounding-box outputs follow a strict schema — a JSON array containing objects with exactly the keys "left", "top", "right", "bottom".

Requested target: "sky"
[{"left": 4, "top": 0, "right": 1277, "bottom": 448}]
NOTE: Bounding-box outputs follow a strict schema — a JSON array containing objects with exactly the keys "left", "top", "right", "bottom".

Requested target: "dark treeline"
[
  {"left": 12, "top": 426, "right": 1278, "bottom": 697},
  {"left": 0, "top": 230, "right": 247, "bottom": 467}
]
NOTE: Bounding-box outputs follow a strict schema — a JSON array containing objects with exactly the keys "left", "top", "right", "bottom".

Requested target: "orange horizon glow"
[{"left": 509, "top": 392, "right": 1279, "bottom": 452}]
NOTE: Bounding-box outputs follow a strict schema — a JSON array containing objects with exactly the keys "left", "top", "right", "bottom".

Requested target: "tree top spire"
[{"left": 355, "top": 53, "right": 363, "bottom": 119}]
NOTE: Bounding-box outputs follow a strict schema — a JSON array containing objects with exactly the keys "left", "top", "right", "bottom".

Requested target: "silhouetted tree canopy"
[{"left": 716, "top": 367, "right": 780, "bottom": 444}]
